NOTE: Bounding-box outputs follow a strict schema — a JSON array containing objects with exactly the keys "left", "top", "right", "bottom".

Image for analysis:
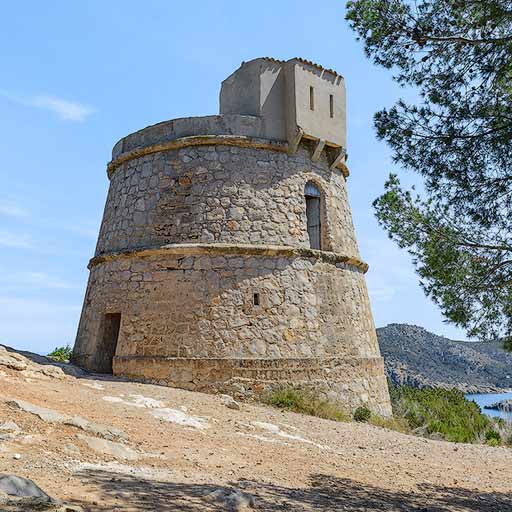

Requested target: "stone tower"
[{"left": 73, "top": 57, "right": 392, "bottom": 416}]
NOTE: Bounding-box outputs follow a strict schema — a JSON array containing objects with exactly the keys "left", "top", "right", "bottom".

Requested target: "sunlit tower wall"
[{"left": 73, "top": 57, "right": 392, "bottom": 416}]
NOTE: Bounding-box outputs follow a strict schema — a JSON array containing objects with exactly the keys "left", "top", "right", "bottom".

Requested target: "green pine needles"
[{"left": 346, "top": 0, "right": 512, "bottom": 342}]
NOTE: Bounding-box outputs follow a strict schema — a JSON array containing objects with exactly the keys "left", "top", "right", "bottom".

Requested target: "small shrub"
[
  {"left": 494, "top": 417, "right": 506, "bottom": 428},
  {"left": 503, "top": 337, "right": 512, "bottom": 352},
  {"left": 47, "top": 345, "right": 73, "bottom": 363},
  {"left": 369, "top": 415, "right": 411, "bottom": 434},
  {"left": 485, "top": 429, "right": 501, "bottom": 445},
  {"left": 353, "top": 406, "right": 371, "bottom": 423},
  {"left": 263, "top": 386, "right": 350, "bottom": 422},
  {"left": 506, "top": 434, "right": 512, "bottom": 447}
]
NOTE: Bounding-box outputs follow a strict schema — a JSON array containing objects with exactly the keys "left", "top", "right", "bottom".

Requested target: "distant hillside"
[{"left": 377, "top": 324, "right": 512, "bottom": 393}]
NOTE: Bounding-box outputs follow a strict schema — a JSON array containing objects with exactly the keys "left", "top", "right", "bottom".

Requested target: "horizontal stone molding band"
[
  {"left": 106, "top": 134, "right": 350, "bottom": 179},
  {"left": 113, "top": 355, "right": 386, "bottom": 382},
  {"left": 88, "top": 242, "right": 369, "bottom": 273}
]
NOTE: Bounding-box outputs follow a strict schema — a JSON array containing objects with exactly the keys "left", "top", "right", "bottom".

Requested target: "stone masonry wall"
[
  {"left": 95, "top": 144, "right": 360, "bottom": 259},
  {"left": 75, "top": 118, "right": 392, "bottom": 417},
  {"left": 75, "top": 250, "right": 391, "bottom": 416},
  {"left": 77, "top": 253, "right": 378, "bottom": 362}
]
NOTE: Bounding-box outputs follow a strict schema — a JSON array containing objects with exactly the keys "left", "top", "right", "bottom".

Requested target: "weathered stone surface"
[
  {"left": 7, "top": 400, "right": 67, "bottom": 423},
  {"left": 0, "top": 355, "right": 27, "bottom": 371},
  {"left": 484, "top": 399, "right": 512, "bottom": 412},
  {"left": 204, "top": 488, "right": 255, "bottom": 511},
  {"left": 0, "top": 474, "right": 52, "bottom": 501},
  {"left": 220, "top": 394, "right": 241, "bottom": 410},
  {"left": 0, "top": 421, "right": 22, "bottom": 433},
  {"left": 7, "top": 399, "right": 125, "bottom": 440},
  {"left": 77, "top": 435, "right": 139, "bottom": 461},
  {"left": 0, "top": 344, "right": 87, "bottom": 379},
  {"left": 73, "top": 58, "right": 392, "bottom": 416},
  {"left": 0, "top": 478, "right": 83, "bottom": 511}
]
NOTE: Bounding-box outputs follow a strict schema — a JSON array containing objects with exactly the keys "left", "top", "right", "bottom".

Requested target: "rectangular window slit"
[
  {"left": 309, "top": 86, "right": 314, "bottom": 111},
  {"left": 253, "top": 293, "right": 260, "bottom": 306},
  {"left": 329, "top": 94, "right": 334, "bottom": 118}
]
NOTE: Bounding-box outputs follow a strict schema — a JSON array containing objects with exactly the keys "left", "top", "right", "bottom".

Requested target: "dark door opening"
[{"left": 97, "top": 313, "right": 121, "bottom": 374}]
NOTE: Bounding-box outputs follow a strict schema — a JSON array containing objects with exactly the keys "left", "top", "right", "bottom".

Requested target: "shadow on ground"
[{"left": 70, "top": 470, "right": 512, "bottom": 511}]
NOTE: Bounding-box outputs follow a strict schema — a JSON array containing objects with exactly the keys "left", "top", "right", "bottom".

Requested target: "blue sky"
[{"left": 0, "top": 1, "right": 468, "bottom": 354}]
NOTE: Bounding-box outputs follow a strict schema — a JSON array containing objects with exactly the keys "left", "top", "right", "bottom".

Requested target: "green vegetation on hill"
[
  {"left": 389, "top": 385, "right": 490, "bottom": 443},
  {"left": 263, "top": 386, "right": 350, "bottom": 422},
  {"left": 47, "top": 345, "right": 73, "bottom": 363},
  {"left": 264, "top": 384, "right": 512, "bottom": 446}
]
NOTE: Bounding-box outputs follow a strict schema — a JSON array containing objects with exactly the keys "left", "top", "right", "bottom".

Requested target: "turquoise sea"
[{"left": 466, "top": 392, "right": 512, "bottom": 423}]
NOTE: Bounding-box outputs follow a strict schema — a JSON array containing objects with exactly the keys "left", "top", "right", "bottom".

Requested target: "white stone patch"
[
  {"left": 81, "top": 382, "right": 105, "bottom": 390},
  {"left": 129, "top": 394, "right": 165, "bottom": 408},
  {"left": 152, "top": 408, "right": 208, "bottom": 430},
  {"left": 252, "top": 421, "right": 328, "bottom": 450},
  {"left": 236, "top": 432, "right": 286, "bottom": 445},
  {"left": 102, "top": 394, "right": 165, "bottom": 408},
  {"left": 102, "top": 396, "right": 128, "bottom": 405}
]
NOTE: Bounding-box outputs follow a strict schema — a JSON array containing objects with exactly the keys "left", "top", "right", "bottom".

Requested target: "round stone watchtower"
[{"left": 73, "top": 57, "right": 392, "bottom": 416}]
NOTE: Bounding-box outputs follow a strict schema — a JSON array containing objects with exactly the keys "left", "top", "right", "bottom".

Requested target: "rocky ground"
[
  {"left": 378, "top": 324, "right": 512, "bottom": 392},
  {"left": 0, "top": 345, "right": 511, "bottom": 511}
]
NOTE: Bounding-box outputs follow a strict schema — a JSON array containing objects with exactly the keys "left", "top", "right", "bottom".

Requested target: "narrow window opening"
[
  {"left": 98, "top": 313, "right": 121, "bottom": 374},
  {"left": 305, "top": 182, "right": 322, "bottom": 250},
  {"left": 309, "top": 86, "right": 315, "bottom": 111},
  {"left": 329, "top": 94, "right": 334, "bottom": 118},
  {"left": 253, "top": 293, "right": 260, "bottom": 306}
]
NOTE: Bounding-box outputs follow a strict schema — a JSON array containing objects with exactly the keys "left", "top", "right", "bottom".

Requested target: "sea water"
[{"left": 466, "top": 392, "right": 512, "bottom": 423}]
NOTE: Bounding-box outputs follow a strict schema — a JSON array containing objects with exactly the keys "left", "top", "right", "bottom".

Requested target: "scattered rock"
[
  {"left": 0, "top": 433, "right": 17, "bottom": 442},
  {"left": 204, "top": 488, "right": 255, "bottom": 511},
  {"left": 12, "top": 454, "right": 21, "bottom": 460},
  {"left": 0, "top": 344, "right": 87, "bottom": 380},
  {"left": 0, "top": 483, "right": 83, "bottom": 512},
  {"left": 7, "top": 399, "right": 125, "bottom": 440},
  {"left": 221, "top": 394, "right": 241, "bottom": 410},
  {"left": 63, "top": 416, "right": 126, "bottom": 441},
  {"left": 0, "top": 355, "right": 27, "bottom": 371},
  {"left": 77, "top": 435, "right": 139, "bottom": 461},
  {"left": 0, "top": 474, "right": 52, "bottom": 501},
  {"left": 0, "top": 421, "right": 22, "bottom": 433},
  {"left": 62, "top": 443, "right": 80, "bottom": 456},
  {"left": 7, "top": 399, "right": 67, "bottom": 423},
  {"left": 40, "top": 366, "right": 66, "bottom": 379},
  {"left": 74, "top": 462, "right": 173, "bottom": 481},
  {"left": 484, "top": 399, "right": 512, "bottom": 412}
]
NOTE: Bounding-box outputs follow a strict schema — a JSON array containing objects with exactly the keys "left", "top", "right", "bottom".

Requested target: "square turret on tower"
[{"left": 220, "top": 57, "right": 346, "bottom": 154}]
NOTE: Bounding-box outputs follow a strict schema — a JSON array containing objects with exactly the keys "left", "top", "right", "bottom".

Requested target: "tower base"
[{"left": 113, "top": 355, "right": 392, "bottom": 417}]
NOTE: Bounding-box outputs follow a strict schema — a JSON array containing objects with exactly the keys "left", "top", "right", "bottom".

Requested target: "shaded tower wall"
[{"left": 73, "top": 58, "right": 391, "bottom": 416}]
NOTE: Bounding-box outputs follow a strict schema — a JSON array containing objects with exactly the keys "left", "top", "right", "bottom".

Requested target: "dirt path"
[{"left": 0, "top": 347, "right": 511, "bottom": 511}]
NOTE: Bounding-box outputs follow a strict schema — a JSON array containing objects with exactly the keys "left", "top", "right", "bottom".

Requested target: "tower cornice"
[{"left": 107, "top": 133, "right": 348, "bottom": 179}]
